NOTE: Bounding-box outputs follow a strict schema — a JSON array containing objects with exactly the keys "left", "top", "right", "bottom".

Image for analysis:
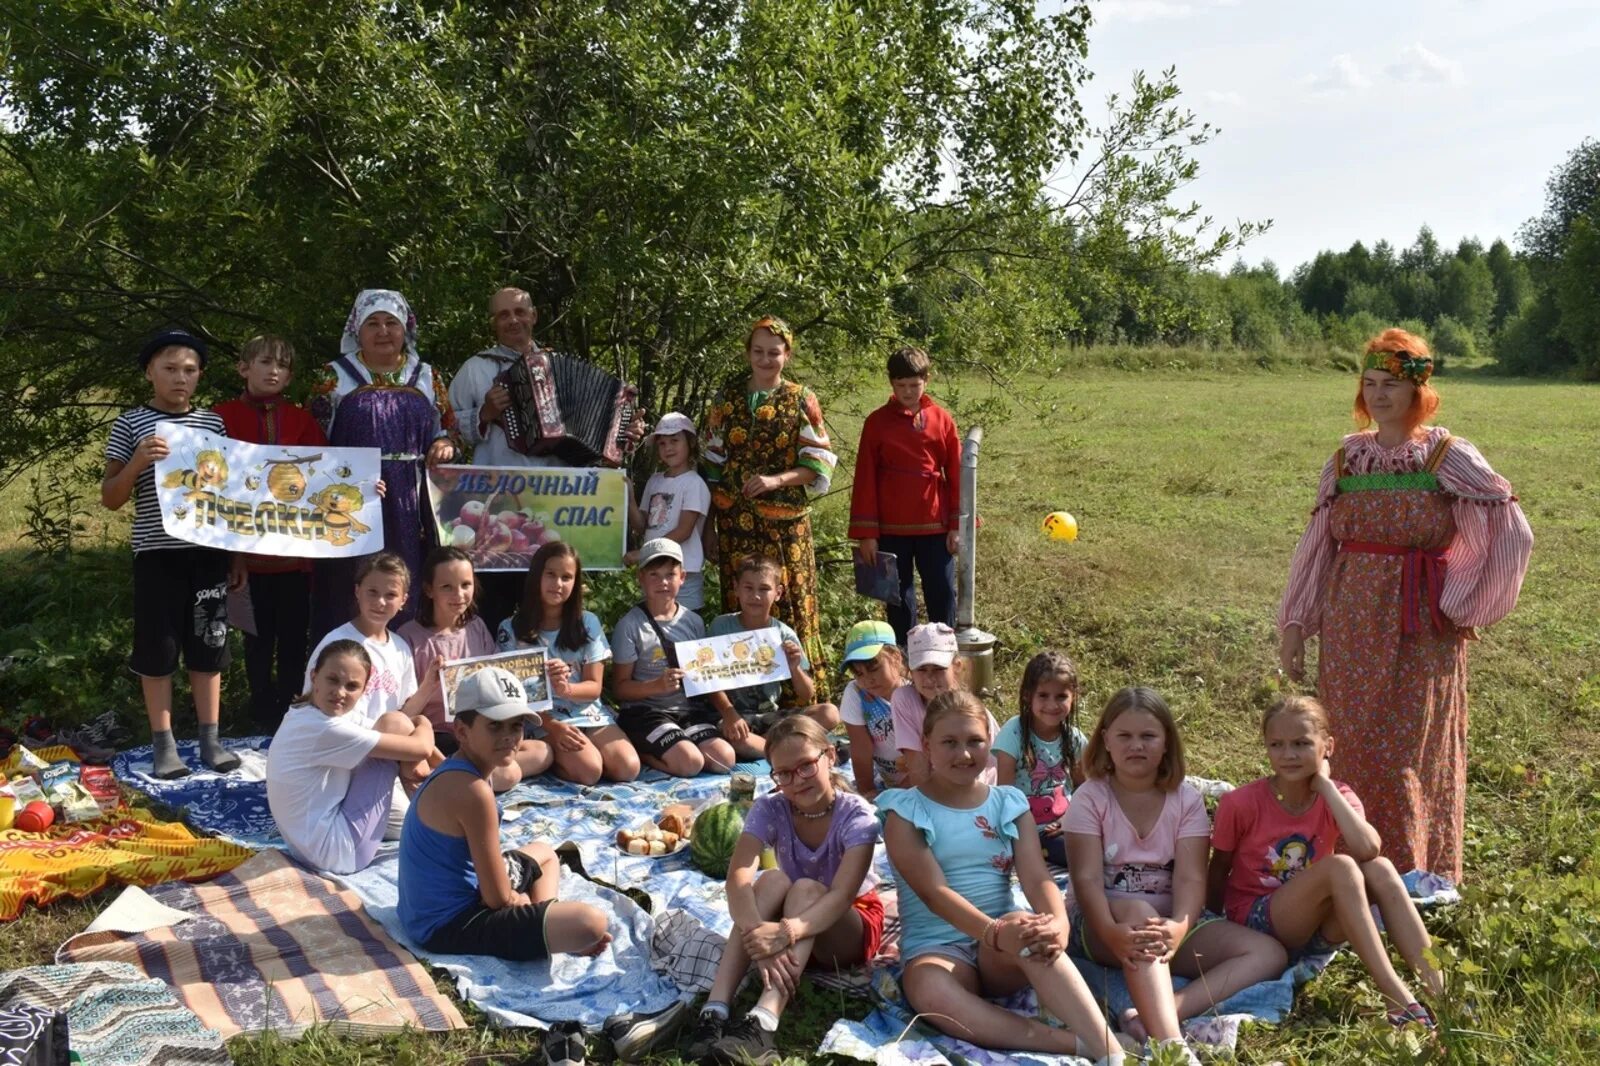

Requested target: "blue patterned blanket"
[
  {"left": 492, "top": 760, "right": 773, "bottom": 936},
  {"left": 113, "top": 737, "right": 280, "bottom": 850},
  {"left": 330, "top": 854, "right": 679, "bottom": 1029}
]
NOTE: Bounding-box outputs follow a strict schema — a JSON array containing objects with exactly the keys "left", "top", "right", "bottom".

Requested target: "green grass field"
[{"left": 3, "top": 363, "right": 1597, "bottom": 1064}]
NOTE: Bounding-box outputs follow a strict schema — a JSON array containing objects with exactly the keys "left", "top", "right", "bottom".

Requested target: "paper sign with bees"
[
  {"left": 675, "top": 629, "right": 792, "bottom": 698},
  {"left": 151, "top": 423, "right": 383, "bottom": 557}
]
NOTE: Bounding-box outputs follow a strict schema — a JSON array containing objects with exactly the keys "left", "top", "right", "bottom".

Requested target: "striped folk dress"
[{"left": 1279, "top": 427, "right": 1532, "bottom": 882}]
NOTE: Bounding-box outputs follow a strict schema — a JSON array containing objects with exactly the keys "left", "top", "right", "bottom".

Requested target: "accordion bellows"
[{"left": 499, "top": 349, "right": 639, "bottom": 467}]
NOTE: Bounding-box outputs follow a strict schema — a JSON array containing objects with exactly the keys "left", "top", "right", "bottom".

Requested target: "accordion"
[{"left": 498, "top": 348, "right": 639, "bottom": 467}]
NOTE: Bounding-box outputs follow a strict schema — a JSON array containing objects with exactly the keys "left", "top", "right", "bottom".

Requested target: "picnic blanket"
[
  {"left": 111, "top": 738, "right": 277, "bottom": 850},
  {"left": 331, "top": 853, "right": 681, "bottom": 1029},
  {"left": 56, "top": 850, "right": 465, "bottom": 1039},
  {"left": 0, "top": 804, "right": 253, "bottom": 922},
  {"left": 0, "top": 961, "right": 230, "bottom": 1065},
  {"left": 817, "top": 950, "right": 1320, "bottom": 1066},
  {"left": 493, "top": 760, "right": 776, "bottom": 934}
]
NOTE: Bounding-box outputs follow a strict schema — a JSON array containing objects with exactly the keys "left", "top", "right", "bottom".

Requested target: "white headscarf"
[{"left": 340, "top": 288, "right": 419, "bottom": 358}]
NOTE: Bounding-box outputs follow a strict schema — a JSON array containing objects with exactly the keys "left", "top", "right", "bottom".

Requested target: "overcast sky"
[{"left": 1076, "top": 0, "right": 1598, "bottom": 273}]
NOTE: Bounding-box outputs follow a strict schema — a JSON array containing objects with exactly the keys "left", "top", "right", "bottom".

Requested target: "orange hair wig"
[{"left": 1353, "top": 328, "right": 1440, "bottom": 431}]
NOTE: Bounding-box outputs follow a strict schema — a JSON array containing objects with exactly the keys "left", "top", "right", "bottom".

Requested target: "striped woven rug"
[{"left": 57, "top": 850, "right": 464, "bottom": 1039}]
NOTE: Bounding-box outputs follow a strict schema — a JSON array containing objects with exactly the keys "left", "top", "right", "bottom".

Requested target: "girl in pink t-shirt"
[
  {"left": 1208, "top": 695, "right": 1444, "bottom": 1029},
  {"left": 1065, "top": 687, "right": 1285, "bottom": 1063},
  {"left": 399, "top": 547, "right": 551, "bottom": 791}
]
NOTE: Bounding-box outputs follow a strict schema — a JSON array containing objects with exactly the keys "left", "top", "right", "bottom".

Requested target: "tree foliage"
[{"left": 0, "top": 0, "right": 1263, "bottom": 487}]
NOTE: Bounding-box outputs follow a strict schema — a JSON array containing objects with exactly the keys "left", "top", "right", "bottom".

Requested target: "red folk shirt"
[
  {"left": 848, "top": 394, "right": 960, "bottom": 540},
  {"left": 214, "top": 393, "right": 328, "bottom": 574}
]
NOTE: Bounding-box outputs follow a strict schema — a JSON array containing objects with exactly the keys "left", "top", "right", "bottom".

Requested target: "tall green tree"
[
  {"left": 0, "top": 1, "right": 1249, "bottom": 488},
  {"left": 1437, "top": 255, "right": 1495, "bottom": 337},
  {"left": 1485, "top": 238, "right": 1532, "bottom": 334}
]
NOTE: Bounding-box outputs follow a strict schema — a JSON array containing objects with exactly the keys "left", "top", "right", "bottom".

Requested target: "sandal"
[{"left": 1387, "top": 1002, "right": 1437, "bottom": 1029}]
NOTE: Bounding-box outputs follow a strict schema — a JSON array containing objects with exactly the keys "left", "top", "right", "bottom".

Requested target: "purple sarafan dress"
[{"left": 309, "top": 351, "right": 457, "bottom": 639}]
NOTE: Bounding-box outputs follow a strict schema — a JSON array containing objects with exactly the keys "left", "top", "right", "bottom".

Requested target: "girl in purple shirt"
[{"left": 683, "top": 716, "right": 883, "bottom": 1065}]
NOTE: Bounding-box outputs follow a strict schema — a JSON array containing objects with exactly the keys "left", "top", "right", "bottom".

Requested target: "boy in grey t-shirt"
[{"left": 611, "top": 539, "right": 761, "bottom": 777}]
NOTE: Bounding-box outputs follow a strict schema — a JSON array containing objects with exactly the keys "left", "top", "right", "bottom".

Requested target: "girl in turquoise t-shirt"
[
  {"left": 499, "top": 541, "right": 641, "bottom": 783},
  {"left": 881, "top": 689, "right": 1125, "bottom": 1065}
]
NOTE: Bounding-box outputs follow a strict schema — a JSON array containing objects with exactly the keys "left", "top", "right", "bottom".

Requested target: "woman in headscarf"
[
  {"left": 1277, "top": 327, "right": 1532, "bottom": 883},
  {"left": 701, "top": 316, "right": 837, "bottom": 695},
  {"left": 309, "top": 289, "right": 461, "bottom": 637}
]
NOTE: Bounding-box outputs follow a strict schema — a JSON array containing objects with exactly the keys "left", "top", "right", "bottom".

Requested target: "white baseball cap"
[
  {"left": 650, "top": 412, "right": 697, "bottom": 439},
  {"left": 907, "top": 623, "right": 958, "bottom": 670},
  {"left": 636, "top": 537, "right": 684, "bottom": 569},
  {"left": 453, "top": 666, "right": 533, "bottom": 721}
]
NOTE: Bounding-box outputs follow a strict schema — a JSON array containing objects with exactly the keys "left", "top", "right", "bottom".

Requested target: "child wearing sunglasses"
[{"left": 682, "top": 715, "right": 883, "bottom": 1065}]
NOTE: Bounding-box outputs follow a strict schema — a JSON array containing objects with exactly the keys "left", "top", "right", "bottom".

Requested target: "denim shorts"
[
  {"left": 903, "top": 938, "right": 981, "bottom": 969},
  {"left": 1244, "top": 894, "right": 1339, "bottom": 959}
]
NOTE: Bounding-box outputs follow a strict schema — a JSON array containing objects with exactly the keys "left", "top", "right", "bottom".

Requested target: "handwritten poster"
[
  {"left": 675, "top": 628, "right": 792, "bottom": 698},
  {"left": 152, "top": 423, "right": 383, "bottom": 557}
]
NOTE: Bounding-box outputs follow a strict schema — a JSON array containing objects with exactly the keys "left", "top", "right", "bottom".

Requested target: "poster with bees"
[
  {"left": 151, "top": 423, "right": 384, "bottom": 557},
  {"left": 675, "top": 629, "right": 792, "bottom": 698},
  {"left": 439, "top": 646, "right": 552, "bottom": 721},
  {"left": 426, "top": 464, "right": 629, "bottom": 571}
]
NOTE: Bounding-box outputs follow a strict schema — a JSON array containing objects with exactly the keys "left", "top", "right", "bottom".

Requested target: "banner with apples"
[{"left": 426, "top": 464, "right": 629, "bottom": 571}]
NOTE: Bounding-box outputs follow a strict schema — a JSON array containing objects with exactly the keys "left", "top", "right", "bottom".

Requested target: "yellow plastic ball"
[{"left": 1041, "top": 511, "right": 1078, "bottom": 542}]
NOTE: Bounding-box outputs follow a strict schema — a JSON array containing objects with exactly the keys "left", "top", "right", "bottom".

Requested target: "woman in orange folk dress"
[{"left": 1278, "top": 328, "right": 1532, "bottom": 884}]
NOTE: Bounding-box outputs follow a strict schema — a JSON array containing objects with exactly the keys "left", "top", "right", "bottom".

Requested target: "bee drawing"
[
  {"left": 160, "top": 449, "right": 229, "bottom": 499},
  {"left": 308, "top": 483, "right": 372, "bottom": 546}
]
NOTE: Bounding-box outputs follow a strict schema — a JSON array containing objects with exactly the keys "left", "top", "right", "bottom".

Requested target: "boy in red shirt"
[
  {"left": 214, "top": 335, "right": 328, "bottom": 730},
  {"left": 848, "top": 346, "right": 961, "bottom": 646}
]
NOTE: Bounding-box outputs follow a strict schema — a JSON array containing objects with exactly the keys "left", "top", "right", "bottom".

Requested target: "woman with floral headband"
[
  {"left": 1277, "top": 328, "right": 1531, "bottom": 883},
  {"left": 701, "top": 316, "right": 837, "bottom": 696},
  {"left": 310, "top": 289, "right": 462, "bottom": 638}
]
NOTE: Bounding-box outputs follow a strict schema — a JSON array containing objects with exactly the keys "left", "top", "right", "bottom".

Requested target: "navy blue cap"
[{"left": 138, "top": 329, "right": 209, "bottom": 369}]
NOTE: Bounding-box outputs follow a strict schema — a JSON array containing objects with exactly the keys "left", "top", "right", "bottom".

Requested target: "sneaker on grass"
[
  {"left": 681, "top": 1011, "right": 726, "bottom": 1061},
  {"left": 710, "top": 1014, "right": 779, "bottom": 1065},
  {"left": 602, "top": 1000, "right": 688, "bottom": 1062},
  {"left": 539, "top": 1020, "right": 586, "bottom": 1066}
]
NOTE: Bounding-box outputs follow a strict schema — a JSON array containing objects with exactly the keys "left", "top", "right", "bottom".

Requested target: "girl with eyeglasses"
[{"left": 681, "top": 715, "right": 883, "bottom": 1065}]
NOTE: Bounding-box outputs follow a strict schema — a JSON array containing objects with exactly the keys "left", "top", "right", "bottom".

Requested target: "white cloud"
[
  {"left": 1306, "top": 53, "right": 1372, "bottom": 94},
  {"left": 1385, "top": 43, "right": 1465, "bottom": 85},
  {"left": 1204, "top": 89, "right": 1244, "bottom": 106},
  {"left": 1093, "top": 0, "right": 1244, "bottom": 22},
  {"left": 1094, "top": 1, "right": 1196, "bottom": 23}
]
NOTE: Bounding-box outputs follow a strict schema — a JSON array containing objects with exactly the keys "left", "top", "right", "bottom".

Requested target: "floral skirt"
[{"left": 1320, "top": 552, "right": 1468, "bottom": 882}]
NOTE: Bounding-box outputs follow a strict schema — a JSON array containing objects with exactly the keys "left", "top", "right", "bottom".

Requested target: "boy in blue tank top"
[{"left": 398, "top": 666, "right": 612, "bottom": 962}]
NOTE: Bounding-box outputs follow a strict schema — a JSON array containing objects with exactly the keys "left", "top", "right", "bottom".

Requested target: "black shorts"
[
  {"left": 741, "top": 707, "right": 800, "bottom": 737},
  {"left": 422, "top": 850, "right": 551, "bottom": 961},
  {"left": 130, "top": 547, "right": 233, "bottom": 677},
  {"left": 618, "top": 701, "right": 723, "bottom": 759}
]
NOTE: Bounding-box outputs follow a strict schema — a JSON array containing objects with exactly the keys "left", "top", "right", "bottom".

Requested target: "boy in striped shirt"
[{"left": 102, "top": 330, "right": 241, "bottom": 779}]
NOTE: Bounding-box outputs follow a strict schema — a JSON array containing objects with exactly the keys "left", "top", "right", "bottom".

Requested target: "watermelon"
[{"left": 690, "top": 801, "right": 746, "bottom": 878}]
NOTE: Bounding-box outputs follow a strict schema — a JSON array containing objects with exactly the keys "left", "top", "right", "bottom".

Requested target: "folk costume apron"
[
  {"left": 312, "top": 356, "right": 439, "bottom": 638},
  {"left": 1320, "top": 433, "right": 1465, "bottom": 881}
]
